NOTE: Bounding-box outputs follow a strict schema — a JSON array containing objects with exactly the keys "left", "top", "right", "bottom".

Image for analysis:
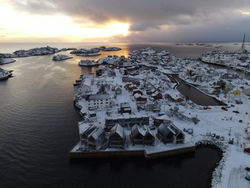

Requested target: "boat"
[{"left": 79, "top": 60, "right": 101, "bottom": 67}]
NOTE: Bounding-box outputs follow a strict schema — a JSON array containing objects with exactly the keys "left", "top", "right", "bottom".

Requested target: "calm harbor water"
[{"left": 0, "top": 43, "right": 244, "bottom": 188}]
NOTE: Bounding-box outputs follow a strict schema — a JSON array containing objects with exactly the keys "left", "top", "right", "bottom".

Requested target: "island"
[
  {"left": 0, "top": 58, "right": 16, "bottom": 65},
  {"left": 0, "top": 68, "right": 13, "bottom": 80},
  {"left": 52, "top": 54, "right": 73, "bottom": 61},
  {"left": 71, "top": 46, "right": 250, "bottom": 188}
]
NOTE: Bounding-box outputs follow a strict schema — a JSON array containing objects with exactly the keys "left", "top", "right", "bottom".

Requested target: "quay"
[{"left": 69, "top": 143, "right": 196, "bottom": 160}]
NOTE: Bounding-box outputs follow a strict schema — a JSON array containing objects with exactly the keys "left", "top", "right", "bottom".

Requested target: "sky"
[{"left": 0, "top": 0, "right": 250, "bottom": 43}]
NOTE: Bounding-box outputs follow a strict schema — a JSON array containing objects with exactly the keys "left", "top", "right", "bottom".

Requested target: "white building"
[{"left": 87, "top": 94, "right": 112, "bottom": 110}]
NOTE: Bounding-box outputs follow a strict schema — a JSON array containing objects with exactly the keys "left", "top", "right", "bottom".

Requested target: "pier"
[{"left": 69, "top": 142, "right": 196, "bottom": 160}]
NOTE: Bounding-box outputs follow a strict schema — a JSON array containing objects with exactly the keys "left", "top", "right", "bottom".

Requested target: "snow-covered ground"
[{"left": 73, "top": 47, "right": 250, "bottom": 188}]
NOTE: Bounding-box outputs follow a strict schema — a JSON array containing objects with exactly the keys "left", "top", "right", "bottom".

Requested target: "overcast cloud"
[{"left": 8, "top": 0, "right": 250, "bottom": 42}]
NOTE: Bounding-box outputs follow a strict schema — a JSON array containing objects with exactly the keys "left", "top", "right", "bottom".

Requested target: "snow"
[
  {"left": 0, "top": 58, "right": 16, "bottom": 65},
  {"left": 52, "top": 54, "right": 72, "bottom": 61},
  {"left": 73, "top": 46, "right": 250, "bottom": 188}
]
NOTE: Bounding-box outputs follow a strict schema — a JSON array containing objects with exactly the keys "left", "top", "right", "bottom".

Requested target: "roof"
[
  {"left": 89, "top": 127, "right": 103, "bottom": 140},
  {"left": 158, "top": 123, "right": 183, "bottom": 137},
  {"left": 79, "top": 122, "right": 90, "bottom": 134},
  {"left": 111, "top": 124, "right": 124, "bottom": 138},
  {"left": 83, "top": 78, "right": 91, "bottom": 87},
  {"left": 88, "top": 94, "right": 110, "bottom": 100},
  {"left": 131, "top": 125, "right": 145, "bottom": 137},
  {"left": 120, "top": 102, "right": 130, "bottom": 108}
]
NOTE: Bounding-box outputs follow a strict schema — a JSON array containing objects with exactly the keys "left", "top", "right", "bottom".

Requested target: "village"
[
  {"left": 70, "top": 44, "right": 250, "bottom": 187},
  {"left": 0, "top": 43, "right": 249, "bottom": 187}
]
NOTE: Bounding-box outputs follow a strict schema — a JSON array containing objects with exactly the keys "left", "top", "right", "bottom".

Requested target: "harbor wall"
[{"left": 69, "top": 145, "right": 196, "bottom": 160}]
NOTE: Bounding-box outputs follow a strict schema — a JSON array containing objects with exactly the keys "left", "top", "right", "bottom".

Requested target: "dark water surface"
[
  {"left": 0, "top": 43, "right": 236, "bottom": 188},
  {"left": 170, "top": 75, "right": 225, "bottom": 106}
]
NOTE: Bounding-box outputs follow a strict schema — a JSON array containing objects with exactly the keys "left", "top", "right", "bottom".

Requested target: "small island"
[
  {"left": 52, "top": 54, "right": 73, "bottom": 61},
  {"left": 0, "top": 68, "right": 13, "bottom": 81}
]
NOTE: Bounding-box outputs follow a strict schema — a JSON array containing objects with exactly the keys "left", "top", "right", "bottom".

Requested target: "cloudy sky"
[{"left": 0, "top": 0, "right": 250, "bottom": 42}]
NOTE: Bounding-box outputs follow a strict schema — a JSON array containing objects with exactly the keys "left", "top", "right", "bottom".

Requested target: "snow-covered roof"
[
  {"left": 88, "top": 94, "right": 110, "bottom": 100},
  {"left": 111, "top": 124, "right": 124, "bottom": 138},
  {"left": 78, "top": 122, "right": 90, "bottom": 134},
  {"left": 89, "top": 127, "right": 103, "bottom": 140},
  {"left": 83, "top": 78, "right": 91, "bottom": 87}
]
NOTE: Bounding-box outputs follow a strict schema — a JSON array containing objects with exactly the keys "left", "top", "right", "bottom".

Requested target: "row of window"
[{"left": 88, "top": 102, "right": 111, "bottom": 106}]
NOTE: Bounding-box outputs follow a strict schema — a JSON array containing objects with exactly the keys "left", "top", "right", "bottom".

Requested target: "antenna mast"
[{"left": 241, "top": 33, "right": 246, "bottom": 50}]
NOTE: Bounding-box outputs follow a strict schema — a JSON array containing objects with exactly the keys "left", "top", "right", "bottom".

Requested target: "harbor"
[{"left": 0, "top": 43, "right": 249, "bottom": 188}]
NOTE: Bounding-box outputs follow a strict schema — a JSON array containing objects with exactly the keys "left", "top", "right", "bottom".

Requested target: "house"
[
  {"left": 133, "top": 89, "right": 143, "bottom": 96},
  {"left": 87, "top": 127, "right": 105, "bottom": 150},
  {"left": 80, "top": 77, "right": 93, "bottom": 93},
  {"left": 109, "top": 124, "right": 126, "bottom": 148},
  {"left": 157, "top": 123, "right": 185, "bottom": 144},
  {"left": 79, "top": 123, "right": 97, "bottom": 145},
  {"left": 152, "top": 92, "right": 163, "bottom": 100},
  {"left": 87, "top": 94, "right": 112, "bottom": 110},
  {"left": 119, "top": 102, "right": 132, "bottom": 114},
  {"left": 144, "top": 129, "right": 155, "bottom": 145},
  {"left": 130, "top": 125, "right": 145, "bottom": 145},
  {"left": 134, "top": 94, "right": 147, "bottom": 104},
  {"left": 115, "top": 87, "right": 122, "bottom": 95},
  {"left": 145, "top": 103, "right": 160, "bottom": 112},
  {"left": 153, "top": 118, "right": 170, "bottom": 127},
  {"left": 221, "top": 73, "right": 239, "bottom": 80}
]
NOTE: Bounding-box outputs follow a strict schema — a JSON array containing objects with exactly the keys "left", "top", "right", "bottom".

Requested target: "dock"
[{"left": 69, "top": 142, "right": 196, "bottom": 160}]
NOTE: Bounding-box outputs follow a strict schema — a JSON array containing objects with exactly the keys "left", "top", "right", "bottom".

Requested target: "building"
[
  {"left": 145, "top": 103, "right": 160, "bottom": 112},
  {"left": 144, "top": 129, "right": 155, "bottom": 145},
  {"left": 133, "top": 89, "right": 143, "bottom": 96},
  {"left": 152, "top": 92, "right": 163, "bottom": 100},
  {"left": 109, "top": 124, "right": 126, "bottom": 148},
  {"left": 130, "top": 125, "right": 155, "bottom": 145},
  {"left": 105, "top": 115, "right": 149, "bottom": 129},
  {"left": 87, "top": 127, "right": 106, "bottom": 150},
  {"left": 157, "top": 123, "right": 185, "bottom": 144},
  {"left": 79, "top": 123, "right": 97, "bottom": 145},
  {"left": 130, "top": 125, "right": 144, "bottom": 145},
  {"left": 134, "top": 95, "right": 147, "bottom": 104},
  {"left": 119, "top": 102, "right": 132, "bottom": 114},
  {"left": 115, "top": 87, "right": 122, "bottom": 95},
  {"left": 87, "top": 94, "right": 112, "bottom": 110}
]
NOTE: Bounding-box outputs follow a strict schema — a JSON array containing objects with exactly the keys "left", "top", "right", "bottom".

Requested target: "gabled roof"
[
  {"left": 89, "top": 127, "right": 104, "bottom": 140},
  {"left": 110, "top": 124, "right": 124, "bottom": 138},
  {"left": 131, "top": 125, "right": 145, "bottom": 137},
  {"left": 79, "top": 122, "right": 90, "bottom": 134},
  {"left": 158, "top": 122, "right": 183, "bottom": 137}
]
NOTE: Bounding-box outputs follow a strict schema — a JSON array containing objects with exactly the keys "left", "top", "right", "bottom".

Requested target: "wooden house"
[
  {"left": 157, "top": 123, "right": 185, "bottom": 144},
  {"left": 144, "top": 129, "right": 155, "bottom": 145},
  {"left": 109, "top": 124, "right": 126, "bottom": 148},
  {"left": 130, "top": 125, "right": 144, "bottom": 145},
  {"left": 79, "top": 125, "right": 97, "bottom": 145},
  {"left": 152, "top": 92, "right": 163, "bottom": 100},
  {"left": 87, "top": 127, "right": 105, "bottom": 150}
]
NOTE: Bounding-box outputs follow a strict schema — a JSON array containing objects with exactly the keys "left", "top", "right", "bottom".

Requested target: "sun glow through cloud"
[
  {"left": 240, "top": 11, "right": 250, "bottom": 15},
  {"left": 0, "top": 3, "right": 130, "bottom": 42}
]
